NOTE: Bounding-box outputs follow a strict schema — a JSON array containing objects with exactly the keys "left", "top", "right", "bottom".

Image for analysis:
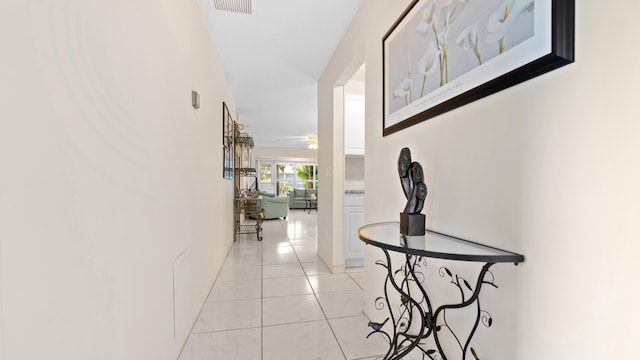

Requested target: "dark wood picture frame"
[
  {"left": 223, "top": 102, "right": 233, "bottom": 149},
  {"left": 222, "top": 102, "right": 234, "bottom": 180},
  {"left": 383, "top": 0, "right": 574, "bottom": 136}
]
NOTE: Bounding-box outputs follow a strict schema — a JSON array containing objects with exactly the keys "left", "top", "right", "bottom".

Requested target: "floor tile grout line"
[
  {"left": 263, "top": 215, "right": 303, "bottom": 359},
  {"left": 285, "top": 213, "right": 351, "bottom": 360},
  {"left": 175, "top": 245, "right": 238, "bottom": 360},
  {"left": 280, "top": 212, "right": 357, "bottom": 358},
  {"left": 347, "top": 272, "right": 365, "bottom": 291},
  {"left": 292, "top": 210, "right": 376, "bottom": 360},
  {"left": 190, "top": 325, "right": 262, "bottom": 335},
  {"left": 261, "top": 317, "right": 336, "bottom": 329},
  {"left": 270, "top": 210, "right": 351, "bottom": 359},
  {"left": 187, "top": 210, "right": 372, "bottom": 359}
]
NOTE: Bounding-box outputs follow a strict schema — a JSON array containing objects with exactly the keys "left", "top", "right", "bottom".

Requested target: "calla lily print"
[
  {"left": 393, "top": 77, "right": 413, "bottom": 105},
  {"left": 393, "top": 52, "right": 413, "bottom": 105},
  {"left": 418, "top": 41, "right": 440, "bottom": 97},
  {"left": 416, "top": 3, "right": 436, "bottom": 35},
  {"left": 456, "top": 22, "right": 482, "bottom": 65},
  {"left": 384, "top": 0, "right": 573, "bottom": 135},
  {"left": 487, "top": 0, "right": 535, "bottom": 53},
  {"left": 386, "top": 0, "right": 535, "bottom": 115}
]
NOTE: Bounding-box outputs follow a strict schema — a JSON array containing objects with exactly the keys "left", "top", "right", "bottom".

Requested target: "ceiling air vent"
[{"left": 213, "top": 0, "right": 252, "bottom": 14}]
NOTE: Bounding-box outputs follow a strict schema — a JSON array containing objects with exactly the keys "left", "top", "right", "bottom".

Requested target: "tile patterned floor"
[{"left": 178, "top": 209, "right": 386, "bottom": 360}]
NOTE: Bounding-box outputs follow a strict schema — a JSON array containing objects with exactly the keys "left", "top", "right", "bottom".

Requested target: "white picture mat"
[{"left": 384, "top": 0, "right": 552, "bottom": 128}]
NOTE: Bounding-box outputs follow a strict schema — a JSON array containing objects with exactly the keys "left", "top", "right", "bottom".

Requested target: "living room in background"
[
  {"left": 278, "top": 163, "right": 318, "bottom": 190},
  {"left": 255, "top": 160, "right": 319, "bottom": 195}
]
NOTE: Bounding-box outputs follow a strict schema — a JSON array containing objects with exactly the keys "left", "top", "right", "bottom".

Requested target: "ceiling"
[{"left": 198, "top": 0, "right": 363, "bottom": 148}]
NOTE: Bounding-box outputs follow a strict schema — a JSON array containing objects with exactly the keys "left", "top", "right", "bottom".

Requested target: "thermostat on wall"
[{"left": 192, "top": 90, "right": 200, "bottom": 109}]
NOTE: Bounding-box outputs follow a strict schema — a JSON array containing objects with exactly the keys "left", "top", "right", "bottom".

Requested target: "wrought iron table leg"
[
  {"left": 431, "top": 263, "right": 496, "bottom": 360},
  {"left": 255, "top": 211, "right": 264, "bottom": 241},
  {"left": 369, "top": 249, "right": 429, "bottom": 359},
  {"left": 370, "top": 249, "right": 499, "bottom": 360}
]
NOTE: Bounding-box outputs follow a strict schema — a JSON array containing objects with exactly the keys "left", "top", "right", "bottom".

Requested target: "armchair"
[{"left": 258, "top": 191, "right": 289, "bottom": 219}]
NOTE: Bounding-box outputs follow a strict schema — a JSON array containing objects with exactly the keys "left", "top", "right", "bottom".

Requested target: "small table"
[
  {"left": 359, "top": 222, "right": 524, "bottom": 360},
  {"left": 303, "top": 197, "right": 317, "bottom": 213},
  {"left": 234, "top": 197, "right": 264, "bottom": 241}
]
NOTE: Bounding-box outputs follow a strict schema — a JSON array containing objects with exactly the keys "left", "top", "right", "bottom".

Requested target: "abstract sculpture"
[{"left": 398, "top": 148, "right": 426, "bottom": 236}]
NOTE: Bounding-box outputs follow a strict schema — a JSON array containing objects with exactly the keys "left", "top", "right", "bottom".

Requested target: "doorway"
[{"left": 343, "top": 63, "right": 365, "bottom": 268}]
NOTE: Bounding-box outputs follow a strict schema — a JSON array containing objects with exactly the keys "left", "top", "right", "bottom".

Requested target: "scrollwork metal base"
[
  {"left": 368, "top": 248, "right": 498, "bottom": 360},
  {"left": 235, "top": 210, "right": 264, "bottom": 241}
]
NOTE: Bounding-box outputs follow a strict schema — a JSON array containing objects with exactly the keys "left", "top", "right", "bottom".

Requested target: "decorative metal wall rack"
[
  {"left": 359, "top": 222, "right": 524, "bottom": 360},
  {"left": 234, "top": 192, "right": 263, "bottom": 241},
  {"left": 233, "top": 122, "right": 264, "bottom": 241}
]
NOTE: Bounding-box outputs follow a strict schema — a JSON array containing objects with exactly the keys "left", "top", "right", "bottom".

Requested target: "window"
[
  {"left": 257, "top": 160, "right": 318, "bottom": 193},
  {"left": 259, "top": 164, "right": 272, "bottom": 183},
  {"left": 277, "top": 164, "right": 296, "bottom": 183},
  {"left": 295, "top": 164, "right": 318, "bottom": 189}
]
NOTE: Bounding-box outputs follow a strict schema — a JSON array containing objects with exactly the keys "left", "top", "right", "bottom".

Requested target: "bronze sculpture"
[{"left": 398, "top": 148, "right": 426, "bottom": 236}]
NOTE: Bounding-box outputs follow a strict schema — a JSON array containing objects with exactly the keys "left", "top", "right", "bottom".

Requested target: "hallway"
[{"left": 178, "top": 210, "right": 387, "bottom": 360}]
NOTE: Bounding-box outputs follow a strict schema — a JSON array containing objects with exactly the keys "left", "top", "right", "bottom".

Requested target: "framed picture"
[
  {"left": 222, "top": 102, "right": 233, "bottom": 149},
  {"left": 383, "top": 0, "right": 574, "bottom": 136},
  {"left": 222, "top": 102, "right": 234, "bottom": 180},
  {"left": 223, "top": 146, "right": 233, "bottom": 180}
]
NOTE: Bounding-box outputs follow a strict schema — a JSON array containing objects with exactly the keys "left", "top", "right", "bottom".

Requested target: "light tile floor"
[{"left": 178, "top": 209, "right": 386, "bottom": 360}]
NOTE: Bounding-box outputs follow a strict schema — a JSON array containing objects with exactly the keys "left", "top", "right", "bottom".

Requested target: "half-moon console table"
[{"left": 359, "top": 222, "right": 524, "bottom": 360}]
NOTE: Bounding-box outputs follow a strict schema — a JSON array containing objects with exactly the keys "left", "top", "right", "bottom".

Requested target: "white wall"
[
  {"left": 253, "top": 147, "right": 318, "bottom": 162},
  {"left": 318, "top": 36, "right": 366, "bottom": 272},
  {"left": 0, "top": 1, "right": 236, "bottom": 359},
  {"left": 344, "top": 80, "right": 365, "bottom": 155},
  {"left": 345, "top": 155, "right": 364, "bottom": 182},
  {"left": 319, "top": 0, "right": 640, "bottom": 358}
]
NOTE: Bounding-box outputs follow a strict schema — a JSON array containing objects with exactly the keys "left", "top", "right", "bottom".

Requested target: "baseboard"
[{"left": 345, "top": 258, "right": 364, "bottom": 268}]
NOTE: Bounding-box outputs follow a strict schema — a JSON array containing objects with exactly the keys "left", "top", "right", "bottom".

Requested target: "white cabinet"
[
  {"left": 344, "top": 192, "right": 364, "bottom": 267},
  {"left": 344, "top": 93, "right": 364, "bottom": 155}
]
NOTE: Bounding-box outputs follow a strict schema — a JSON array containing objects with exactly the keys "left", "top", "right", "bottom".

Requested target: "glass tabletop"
[{"left": 359, "top": 222, "right": 524, "bottom": 263}]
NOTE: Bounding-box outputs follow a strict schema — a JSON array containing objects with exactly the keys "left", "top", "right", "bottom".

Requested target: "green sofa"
[
  {"left": 288, "top": 188, "right": 317, "bottom": 209},
  {"left": 259, "top": 191, "right": 289, "bottom": 219}
]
